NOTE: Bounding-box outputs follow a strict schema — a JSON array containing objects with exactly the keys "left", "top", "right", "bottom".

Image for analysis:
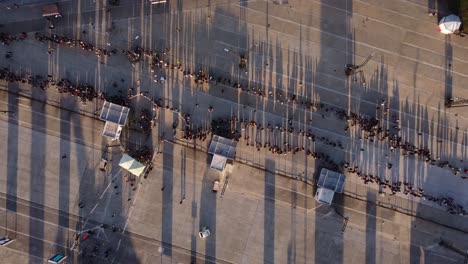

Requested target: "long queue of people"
[
  {"left": 10, "top": 31, "right": 468, "bottom": 175},
  {"left": 23, "top": 32, "right": 467, "bottom": 157},
  {"left": 178, "top": 114, "right": 466, "bottom": 216},
  {"left": 344, "top": 162, "right": 466, "bottom": 216},
  {"left": 0, "top": 68, "right": 100, "bottom": 104},
  {"left": 3, "top": 56, "right": 464, "bottom": 215}
]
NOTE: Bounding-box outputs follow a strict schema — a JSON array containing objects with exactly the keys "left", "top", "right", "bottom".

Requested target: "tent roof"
[
  {"left": 317, "top": 168, "right": 346, "bottom": 193},
  {"left": 439, "top": 14, "right": 461, "bottom": 34},
  {"left": 210, "top": 154, "right": 227, "bottom": 171},
  {"left": 208, "top": 135, "right": 237, "bottom": 160},
  {"left": 315, "top": 187, "right": 335, "bottom": 205},
  {"left": 100, "top": 101, "right": 130, "bottom": 126},
  {"left": 119, "top": 154, "right": 145, "bottom": 176},
  {"left": 102, "top": 121, "right": 122, "bottom": 139}
]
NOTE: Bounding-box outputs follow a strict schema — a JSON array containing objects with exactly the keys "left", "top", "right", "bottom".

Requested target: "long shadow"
[
  {"left": 161, "top": 116, "right": 174, "bottom": 257},
  {"left": 264, "top": 159, "right": 275, "bottom": 263},
  {"left": 190, "top": 146, "right": 198, "bottom": 263},
  {"left": 365, "top": 192, "right": 376, "bottom": 264},
  {"left": 198, "top": 165, "right": 217, "bottom": 264},
  {"left": 314, "top": 0, "right": 353, "bottom": 263},
  {"left": 27, "top": 89, "right": 46, "bottom": 261},
  {"left": 6, "top": 90, "right": 18, "bottom": 222},
  {"left": 55, "top": 99, "right": 72, "bottom": 248},
  {"left": 444, "top": 35, "right": 453, "bottom": 100}
]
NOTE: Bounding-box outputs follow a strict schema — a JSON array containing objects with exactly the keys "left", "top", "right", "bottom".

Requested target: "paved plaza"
[{"left": 0, "top": 0, "right": 468, "bottom": 263}]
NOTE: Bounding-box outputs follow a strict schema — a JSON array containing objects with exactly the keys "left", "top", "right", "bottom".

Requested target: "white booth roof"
[
  {"left": 210, "top": 154, "right": 227, "bottom": 171},
  {"left": 315, "top": 187, "right": 335, "bottom": 205},
  {"left": 102, "top": 121, "right": 122, "bottom": 139},
  {"left": 100, "top": 101, "right": 130, "bottom": 126},
  {"left": 119, "top": 154, "right": 146, "bottom": 177},
  {"left": 208, "top": 135, "right": 237, "bottom": 160},
  {"left": 317, "top": 168, "right": 346, "bottom": 193}
]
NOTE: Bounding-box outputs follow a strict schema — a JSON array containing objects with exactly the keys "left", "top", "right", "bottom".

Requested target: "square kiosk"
[
  {"left": 99, "top": 101, "right": 130, "bottom": 140},
  {"left": 315, "top": 168, "right": 346, "bottom": 205},
  {"left": 208, "top": 135, "right": 237, "bottom": 171}
]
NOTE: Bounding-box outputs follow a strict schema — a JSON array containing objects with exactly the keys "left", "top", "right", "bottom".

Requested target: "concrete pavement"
[
  {"left": 0, "top": 93, "right": 467, "bottom": 263},
  {"left": 1, "top": 0, "right": 468, "bottom": 262}
]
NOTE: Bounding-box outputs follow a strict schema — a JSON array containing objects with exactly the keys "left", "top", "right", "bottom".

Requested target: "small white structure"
[
  {"left": 315, "top": 168, "right": 346, "bottom": 205},
  {"left": 199, "top": 227, "right": 211, "bottom": 238},
  {"left": 119, "top": 154, "right": 146, "bottom": 177},
  {"left": 439, "top": 14, "right": 462, "bottom": 34},
  {"left": 99, "top": 101, "right": 130, "bottom": 140},
  {"left": 208, "top": 135, "right": 237, "bottom": 171}
]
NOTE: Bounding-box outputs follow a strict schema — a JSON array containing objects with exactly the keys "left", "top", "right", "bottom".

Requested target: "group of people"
[
  {"left": 134, "top": 108, "right": 153, "bottom": 134},
  {"left": 35, "top": 33, "right": 119, "bottom": 57},
  {"left": 344, "top": 163, "right": 466, "bottom": 215},
  {"left": 3, "top": 30, "right": 467, "bottom": 217},
  {"left": 127, "top": 146, "right": 153, "bottom": 165},
  {"left": 178, "top": 113, "right": 466, "bottom": 216},
  {"left": 0, "top": 68, "right": 100, "bottom": 104},
  {"left": 0, "top": 31, "right": 26, "bottom": 46}
]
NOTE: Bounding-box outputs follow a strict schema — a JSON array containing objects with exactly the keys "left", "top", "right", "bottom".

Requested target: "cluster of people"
[
  {"left": 135, "top": 108, "right": 153, "bottom": 134},
  {"left": 182, "top": 116, "right": 345, "bottom": 170},
  {"left": 35, "top": 33, "right": 119, "bottom": 56},
  {"left": 0, "top": 68, "right": 100, "bottom": 103},
  {"left": 4, "top": 31, "right": 467, "bottom": 216},
  {"left": 167, "top": 63, "right": 467, "bottom": 178},
  {"left": 55, "top": 78, "right": 99, "bottom": 103},
  {"left": 128, "top": 146, "right": 153, "bottom": 165},
  {"left": 0, "top": 31, "right": 27, "bottom": 45},
  {"left": 206, "top": 116, "right": 346, "bottom": 154},
  {"left": 344, "top": 109, "right": 465, "bottom": 176},
  {"left": 181, "top": 126, "right": 210, "bottom": 142},
  {"left": 344, "top": 162, "right": 466, "bottom": 215}
]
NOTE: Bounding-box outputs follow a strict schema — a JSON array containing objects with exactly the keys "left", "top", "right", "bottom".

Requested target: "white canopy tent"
[
  {"left": 315, "top": 168, "right": 346, "bottom": 205},
  {"left": 119, "top": 154, "right": 146, "bottom": 177},
  {"left": 208, "top": 135, "right": 237, "bottom": 171},
  {"left": 100, "top": 101, "right": 130, "bottom": 140},
  {"left": 439, "top": 15, "right": 461, "bottom": 34}
]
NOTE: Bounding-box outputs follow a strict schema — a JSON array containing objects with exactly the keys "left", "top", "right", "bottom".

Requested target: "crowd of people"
[
  {"left": 344, "top": 162, "right": 466, "bottom": 215},
  {"left": 127, "top": 146, "right": 153, "bottom": 165},
  {"left": 134, "top": 108, "right": 153, "bottom": 134},
  {"left": 35, "top": 33, "right": 119, "bottom": 57},
  {"left": 0, "top": 31, "right": 27, "bottom": 45},
  {"left": 0, "top": 67, "right": 101, "bottom": 104},
  {"left": 178, "top": 114, "right": 465, "bottom": 215},
  {"left": 2, "top": 30, "right": 467, "bottom": 217}
]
